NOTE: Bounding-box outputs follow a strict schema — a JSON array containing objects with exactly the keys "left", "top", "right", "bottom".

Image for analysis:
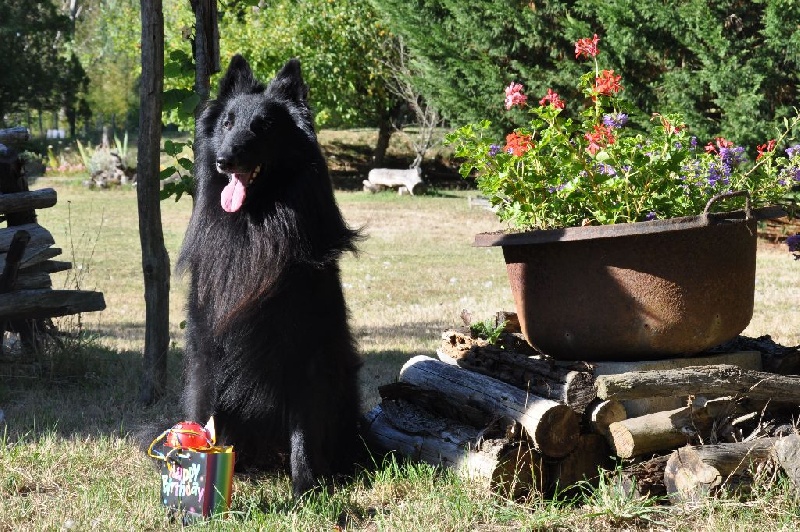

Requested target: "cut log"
[
  {"left": 606, "top": 404, "right": 717, "bottom": 458},
  {"left": 547, "top": 434, "right": 612, "bottom": 492},
  {"left": 617, "top": 454, "right": 670, "bottom": 498},
  {"left": 664, "top": 438, "right": 778, "bottom": 502},
  {"left": 379, "top": 381, "right": 498, "bottom": 431},
  {"left": 0, "top": 289, "right": 105, "bottom": 320},
  {"left": 437, "top": 345, "right": 595, "bottom": 412},
  {"left": 0, "top": 229, "right": 29, "bottom": 292},
  {"left": 592, "top": 351, "right": 762, "bottom": 417},
  {"left": 364, "top": 401, "right": 546, "bottom": 496},
  {"left": 584, "top": 399, "right": 627, "bottom": 438},
  {"left": 399, "top": 355, "right": 580, "bottom": 458},
  {"left": 0, "top": 188, "right": 57, "bottom": 215},
  {"left": 596, "top": 364, "right": 800, "bottom": 404},
  {"left": 771, "top": 434, "right": 800, "bottom": 489}
]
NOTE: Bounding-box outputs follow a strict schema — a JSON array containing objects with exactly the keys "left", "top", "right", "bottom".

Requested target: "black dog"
[{"left": 178, "top": 56, "right": 362, "bottom": 498}]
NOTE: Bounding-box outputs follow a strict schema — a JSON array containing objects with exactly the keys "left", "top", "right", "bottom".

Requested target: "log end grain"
[{"left": 530, "top": 404, "right": 580, "bottom": 459}]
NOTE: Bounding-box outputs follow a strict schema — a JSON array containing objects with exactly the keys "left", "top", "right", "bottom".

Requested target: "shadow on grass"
[{"left": 0, "top": 338, "right": 183, "bottom": 445}]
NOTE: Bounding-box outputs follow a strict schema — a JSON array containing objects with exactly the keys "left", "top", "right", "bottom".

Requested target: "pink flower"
[
  {"left": 504, "top": 82, "right": 527, "bottom": 110},
  {"left": 575, "top": 34, "right": 600, "bottom": 59},
  {"left": 539, "top": 88, "right": 565, "bottom": 109}
]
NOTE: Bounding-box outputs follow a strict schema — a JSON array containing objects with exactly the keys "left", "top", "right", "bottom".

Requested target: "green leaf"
[
  {"left": 177, "top": 157, "right": 193, "bottom": 171},
  {"left": 178, "top": 93, "right": 202, "bottom": 119},
  {"left": 160, "top": 166, "right": 177, "bottom": 180}
]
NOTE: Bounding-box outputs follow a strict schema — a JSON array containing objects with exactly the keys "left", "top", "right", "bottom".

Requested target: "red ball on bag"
[{"left": 164, "top": 421, "right": 212, "bottom": 450}]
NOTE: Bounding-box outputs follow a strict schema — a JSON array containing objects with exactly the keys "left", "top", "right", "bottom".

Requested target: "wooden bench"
[{"left": 363, "top": 167, "right": 426, "bottom": 195}]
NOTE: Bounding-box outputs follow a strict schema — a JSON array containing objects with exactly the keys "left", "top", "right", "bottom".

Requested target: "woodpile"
[
  {"left": 363, "top": 311, "right": 800, "bottom": 502},
  {"left": 1, "top": 127, "right": 105, "bottom": 355}
]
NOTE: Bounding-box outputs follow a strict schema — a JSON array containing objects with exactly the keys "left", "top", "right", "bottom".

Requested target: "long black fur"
[{"left": 178, "top": 56, "right": 362, "bottom": 498}]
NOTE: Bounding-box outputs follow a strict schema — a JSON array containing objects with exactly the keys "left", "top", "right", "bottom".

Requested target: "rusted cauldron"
[{"left": 475, "top": 194, "right": 784, "bottom": 361}]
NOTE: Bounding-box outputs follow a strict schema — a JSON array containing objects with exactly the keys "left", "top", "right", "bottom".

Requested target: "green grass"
[{"left": 1, "top": 175, "right": 799, "bottom": 530}]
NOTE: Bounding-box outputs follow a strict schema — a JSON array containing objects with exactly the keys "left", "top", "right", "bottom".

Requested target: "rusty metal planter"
[{"left": 475, "top": 201, "right": 784, "bottom": 361}]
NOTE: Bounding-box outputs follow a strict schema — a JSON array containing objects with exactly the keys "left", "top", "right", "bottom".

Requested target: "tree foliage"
[
  {"left": 74, "top": 0, "right": 142, "bottom": 131},
  {"left": 370, "top": 0, "right": 800, "bottom": 146},
  {"left": 220, "top": 0, "right": 397, "bottom": 129},
  {"left": 0, "top": 0, "right": 79, "bottom": 125}
]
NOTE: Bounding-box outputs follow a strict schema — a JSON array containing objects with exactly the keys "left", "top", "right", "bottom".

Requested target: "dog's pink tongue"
[{"left": 221, "top": 175, "right": 246, "bottom": 213}]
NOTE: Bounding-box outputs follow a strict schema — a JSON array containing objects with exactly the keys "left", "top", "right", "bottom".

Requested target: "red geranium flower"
[
  {"left": 595, "top": 70, "right": 623, "bottom": 96},
  {"left": 756, "top": 139, "right": 777, "bottom": 160},
  {"left": 539, "top": 88, "right": 565, "bottom": 109},
  {"left": 504, "top": 132, "right": 533, "bottom": 156},
  {"left": 575, "top": 34, "right": 600, "bottom": 59},
  {"left": 705, "top": 137, "right": 734, "bottom": 154},
  {"left": 584, "top": 124, "right": 616, "bottom": 155}
]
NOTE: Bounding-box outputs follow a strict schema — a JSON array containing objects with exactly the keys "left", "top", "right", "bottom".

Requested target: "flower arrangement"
[{"left": 447, "top": 34, "right": 800, "bottom": 231}]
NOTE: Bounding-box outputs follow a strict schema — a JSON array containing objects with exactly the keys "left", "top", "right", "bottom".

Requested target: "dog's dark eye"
[{"left": 222, "top": 118, "right": 233, "bottom": 130}]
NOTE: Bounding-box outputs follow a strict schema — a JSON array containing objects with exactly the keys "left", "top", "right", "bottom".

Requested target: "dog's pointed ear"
[
  {"left": 268, "top": 58, "right": 309, "bottom": 103},
  {"left": 217, "top": 54, "right": 258, "bottom": 99}
]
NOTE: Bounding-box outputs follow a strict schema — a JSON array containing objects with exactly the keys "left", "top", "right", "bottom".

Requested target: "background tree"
[
  {"left": 0, "top": 0, "right": 74, "bottom": 127},
  {"left": 587, "top": 0, "right": 800, "bottom": 147},
  {"left": 220, "top": 0, "right": 401, "bottom": 164},
  {"left": 370, "top": 0, "right": 800, "bottom": 147},
  {"left": 74, "top": 0, "right": 142, "bottom": 135},
  {"left": 368, "top": 0, "right": 588, "bottom": 135}
]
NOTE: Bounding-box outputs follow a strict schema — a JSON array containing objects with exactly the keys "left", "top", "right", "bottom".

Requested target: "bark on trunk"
[{"left": 137, "top": 0, "right": 170, "bottom": 405}]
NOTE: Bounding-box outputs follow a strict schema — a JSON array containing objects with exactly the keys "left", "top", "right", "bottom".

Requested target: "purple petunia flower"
[
  {"left": 645, "top": 211, "right": 657, "bottom": 221},
  {"left": 596, "top": 163, "right": 616, "bottom": 176},
  {"left": 785, "top": 144, "right": 800, "bottom": 159},
  {"left": 690, "top": 136, "right": 698, "bottom": 149},
  {"left": 602, "top": 113, "right": 629, "bottom": 129},
  {"left": 488, "top": 144, "right": 501, "bottom": 157}
]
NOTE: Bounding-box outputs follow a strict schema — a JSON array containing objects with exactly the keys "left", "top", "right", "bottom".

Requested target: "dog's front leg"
[
  {"left": 289, "top": 420, "right": 325, "bottom": 499},
  {"left": 182, "top": 310, "right": 216, "bottom": 422}
]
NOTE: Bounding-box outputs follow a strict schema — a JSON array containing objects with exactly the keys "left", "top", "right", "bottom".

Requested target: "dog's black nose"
[{"left": 216, "top": 156, "right": 233, "bottom": 171}]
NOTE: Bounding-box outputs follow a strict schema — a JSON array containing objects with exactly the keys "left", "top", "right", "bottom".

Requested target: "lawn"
[{"left": 1, "top": 171, "right": 799, "bottom": 530}]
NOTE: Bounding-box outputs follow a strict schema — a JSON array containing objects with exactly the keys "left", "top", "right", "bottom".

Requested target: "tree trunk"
[
  {"left": 373, "top": 115, "right": 393, "bottom": 168},
  {"left": 137, "top": 0, "right": 170, "bottom": 405},
  {"left": 190, "top": 0, "right": 220, "bottom": 106}
]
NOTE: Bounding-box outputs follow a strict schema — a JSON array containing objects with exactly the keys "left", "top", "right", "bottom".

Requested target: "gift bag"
[
  {"left": 149, "top": 419, "right": 235, "bottom": 521},
  {"left": 159, "top": 446, "right": 235, "bottom": 520}
]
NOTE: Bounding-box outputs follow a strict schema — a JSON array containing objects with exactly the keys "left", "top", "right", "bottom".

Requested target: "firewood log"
[
  {"left": 400, "top": 355, "right": 580, "bottom": 458},
  {"left": 364, "top": 401, "right": 546, "bottom": 496},
  {"left": 437, "top": 344, "right": 595, "bottom": 412},
  {"left": 584, "top": 399, "right": 627, "bottom": 438},
  {"left": 596, "top": 364, "right": 800, "bottom": 404},
  {"left": 664, "top": 438, "right": 778, "bottom": 502},
  {"left": 606, "top": 405, "right": 716, "bottom": 458}
]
